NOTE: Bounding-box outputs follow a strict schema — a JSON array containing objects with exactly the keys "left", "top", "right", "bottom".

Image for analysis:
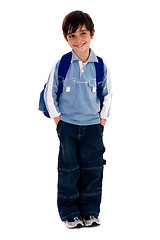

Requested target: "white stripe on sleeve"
[
  {"left": 44, "top": 63, "right": 61, "bottom": 119},
  {"left": 100, "top": 64, "right": 112, "bottom": 120}
]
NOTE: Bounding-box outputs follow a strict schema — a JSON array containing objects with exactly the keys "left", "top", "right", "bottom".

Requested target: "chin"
[{"left": 73, "top": 46, "right": 89, "bottom": 53}]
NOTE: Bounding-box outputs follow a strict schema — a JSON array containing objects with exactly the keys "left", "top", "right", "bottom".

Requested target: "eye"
[
  {"left": 69, "top": 34, "right": 75, "bottom": 38},
  {"left": 81, "top": 32, "right": 86, "bottom": 36}
]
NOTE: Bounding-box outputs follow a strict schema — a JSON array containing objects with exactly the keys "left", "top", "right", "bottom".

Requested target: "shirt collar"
[{"left": 71, "top": 49, "right": 98, "bottom": 63}]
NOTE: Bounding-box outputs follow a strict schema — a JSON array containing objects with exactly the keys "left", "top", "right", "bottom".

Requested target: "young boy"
[{"left": 44, "top": 10, "right": 112, "bottom": 228}]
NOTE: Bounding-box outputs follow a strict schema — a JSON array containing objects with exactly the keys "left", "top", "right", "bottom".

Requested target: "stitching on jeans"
[
  {"left": 58, "top": 193, "right": 79, "bottom": 199},
  {"left": 81, "top": 191, "right": 101, "bottom": 197},
  {"left": 58, "top": 166, "right": 80, "bottom": 172}
]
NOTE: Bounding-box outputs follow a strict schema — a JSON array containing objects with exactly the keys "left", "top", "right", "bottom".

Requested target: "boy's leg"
[
  {"left": 57, "top": 121, "right": 80, "bottom": 221},
  {"left": 78, "top": 124, "right": 105, "bottom": 219}
]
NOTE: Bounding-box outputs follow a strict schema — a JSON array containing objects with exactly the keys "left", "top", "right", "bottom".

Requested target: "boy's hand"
[
  {"left": 100, "top": 118, "right": 106, "bottom": 127},
  {"left": 54, "top": 116, "right": 61, "bottom": 125}
]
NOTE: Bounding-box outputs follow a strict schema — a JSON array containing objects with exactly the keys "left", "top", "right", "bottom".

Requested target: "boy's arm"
[
  {"left": 100, "top": 63, "right": 112, "bottom": 125},
  {"left": 100, "top": 118, "right": 106, "bottom": 127},
  {"left": 54, "top": 115, "right": 61, "bottom": 125},
  {"left": 44, "top": 61, "right": 61, "bottom": 124}
]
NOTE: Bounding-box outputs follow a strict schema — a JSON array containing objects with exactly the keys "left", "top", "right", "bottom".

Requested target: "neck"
[{"left": 73, "top": 49, "right": 90, "bottom": 63}]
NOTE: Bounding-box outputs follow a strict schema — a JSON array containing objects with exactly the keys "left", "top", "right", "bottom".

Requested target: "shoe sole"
[
  {"left": 85, "top": 222, "right": 100, "bottom": 227},
  {"left": 75, "top": 223, "right": 84, "bottom": 228},
  {"left": 67, "top": 223, "right": 84, "bottom": 229}
]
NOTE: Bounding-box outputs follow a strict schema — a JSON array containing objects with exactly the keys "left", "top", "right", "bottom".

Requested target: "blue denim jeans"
[{"left": 56, "top": 121, "right": 105, "bottom": 221}]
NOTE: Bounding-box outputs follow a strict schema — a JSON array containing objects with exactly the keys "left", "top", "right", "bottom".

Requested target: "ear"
[
  {"left": 64, "top": 35, "right": 68, "bottom": 42},
  {"left": 91, "top": 29, "right": 95, "bottom": 39}
]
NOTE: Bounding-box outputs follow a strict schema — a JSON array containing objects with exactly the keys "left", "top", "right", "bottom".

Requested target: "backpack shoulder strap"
[
  {"left": 94, "top": 56, "right": 104, "bottom": 109},
  {"left": 94, "top": 56, "right": 104, "bottom": 83},
  {"left": 57, "top": 52, "right": 72, "bottom": 101}
]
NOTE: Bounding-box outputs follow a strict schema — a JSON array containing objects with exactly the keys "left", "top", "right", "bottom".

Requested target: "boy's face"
[{"left": 66, "top": 25, "right": 95, "bottom": 57}]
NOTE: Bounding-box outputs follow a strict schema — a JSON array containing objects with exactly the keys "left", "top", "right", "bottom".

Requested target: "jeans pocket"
[
  {"left": 98, "top": 124, "right": 104, "bottom": 134},
  {"left": 56, "top": 120, "right": 63, "bottom": 135}
]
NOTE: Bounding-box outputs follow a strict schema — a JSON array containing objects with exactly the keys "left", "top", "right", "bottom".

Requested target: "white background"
[{"left": 0, "top": 0, "right": 160, "bottom": 239}]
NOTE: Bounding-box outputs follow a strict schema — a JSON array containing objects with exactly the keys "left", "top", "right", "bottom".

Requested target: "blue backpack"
[{"left": 39, "top": 52, "right": 104, "bottom": 118}]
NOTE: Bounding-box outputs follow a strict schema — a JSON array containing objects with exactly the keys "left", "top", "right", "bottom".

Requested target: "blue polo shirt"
[{"left": 44, "top": 49, "right": 112, "bottom": 125}]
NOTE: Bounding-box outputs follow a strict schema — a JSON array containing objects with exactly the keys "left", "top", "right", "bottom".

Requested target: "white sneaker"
[
  {"left": 83, "top": 216, "right": 100, "bottom": 227},
  {"left": 65, "top": 217, "right": 84, "bottom": 229}
]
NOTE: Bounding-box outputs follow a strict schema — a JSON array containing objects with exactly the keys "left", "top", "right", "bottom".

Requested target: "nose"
[{"left": 75, "top": 35, "right": 83, "bottom": 43}]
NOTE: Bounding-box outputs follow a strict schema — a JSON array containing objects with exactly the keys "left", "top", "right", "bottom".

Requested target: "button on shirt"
[{"left": 44, "top": 49, "right": 112, "bottom": 125}]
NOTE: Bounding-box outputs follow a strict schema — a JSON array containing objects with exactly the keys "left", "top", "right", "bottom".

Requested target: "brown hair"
[{"left": 62, "top": 10, "right": 94, "bottom": 39}]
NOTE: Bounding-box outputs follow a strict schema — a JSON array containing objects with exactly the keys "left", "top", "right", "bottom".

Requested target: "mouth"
[{"left": 74, "top": 43, "right": 86, "bottom": 48}]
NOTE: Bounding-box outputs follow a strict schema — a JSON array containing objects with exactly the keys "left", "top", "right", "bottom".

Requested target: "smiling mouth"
[{"left": 74, "top": 43, "right": 86, "bottom": 48}]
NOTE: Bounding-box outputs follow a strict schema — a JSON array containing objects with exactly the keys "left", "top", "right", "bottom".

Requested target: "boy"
[{"left": 44, "top": 10, "right": 112, "bottom": 228}]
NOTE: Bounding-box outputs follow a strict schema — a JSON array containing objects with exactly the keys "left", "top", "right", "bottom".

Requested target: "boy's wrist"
[
  {"left": 54, "top": 115, "right": 61, "bottom": 125},
  {"left": 100, "top": 118, "right": 106, "bottom": 127}
]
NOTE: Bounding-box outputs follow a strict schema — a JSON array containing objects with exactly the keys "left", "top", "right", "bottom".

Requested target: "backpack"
[{"left": 39, "top": 52, "right": 104, "bottom": 118}]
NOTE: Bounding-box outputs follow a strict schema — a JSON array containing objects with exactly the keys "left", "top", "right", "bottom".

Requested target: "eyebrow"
[
  {"left": 67, "top": 29, "right": 87, "bottom": 36},
  {"left": 79, "top": 29, "right": 87, "bottom": 32}
]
